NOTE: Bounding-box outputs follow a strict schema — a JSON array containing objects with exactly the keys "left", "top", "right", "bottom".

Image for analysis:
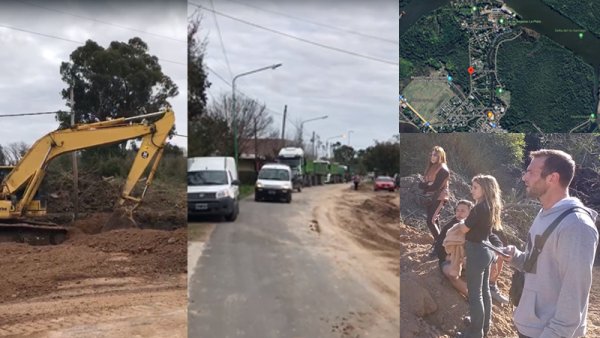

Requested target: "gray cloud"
[
  {"left": 194, "top": 0, "right": 398, "bottom": 151},
  {"left": 0, "top": 0, "right": 187, "bottom": 149}
]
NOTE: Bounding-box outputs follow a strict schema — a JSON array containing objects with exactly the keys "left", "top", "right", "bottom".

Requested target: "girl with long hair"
[
  {"left": 457, "top": 174, "right": 503, "bottom": 338},
  {"left": 419, "top": 146, "right": 450, "bottom": 244}
]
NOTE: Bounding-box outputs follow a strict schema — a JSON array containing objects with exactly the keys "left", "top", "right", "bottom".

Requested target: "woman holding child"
[{"left": 456, "top": 175, "right": 503, "bottom": 338}]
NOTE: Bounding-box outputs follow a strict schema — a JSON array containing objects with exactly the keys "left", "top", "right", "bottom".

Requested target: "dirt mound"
[
  {"left": 349, "top": 194, "right": 400, "bottom": 255},
  {"left": 0, "top": 221, "right": 186, "bottom": 303},
  {"left": 360, "top": 195, "right": 398, "bottom": 224},
  {"left": 400, "top": 222, "right": 518, "bottom": 338},
  {"left": 43, "top": 171, "right": 186, "bottom": 229},
  {"left": 332, "top": 190, "right": 400, "bottom": 279},
  {"left": 67, "top": 227, "right": 186, "bottom": 256},
  {"left": 45, "top": 173, "right": 121, "bottom": 213},
  {"left": 400, "top": 173, "right": 471, "bottom": 229},
  {"left": 71, "top": 213, "right": 112, "bottom": 234}
]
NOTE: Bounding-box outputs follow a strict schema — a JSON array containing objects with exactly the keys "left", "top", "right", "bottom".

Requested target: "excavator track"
[{"left": 0, "top": 222, "right": 68, "bottom": 245}]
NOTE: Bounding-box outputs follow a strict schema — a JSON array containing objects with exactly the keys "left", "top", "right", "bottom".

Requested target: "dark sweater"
[
  {"left": 465, "top": 202, "right": 493, "bottom": 243},
  {"left": 420, "top": 166, "right": 450, "bottom": 193},
  {"left": 435, "top": 214, "right": 503, "bottom": 263}
]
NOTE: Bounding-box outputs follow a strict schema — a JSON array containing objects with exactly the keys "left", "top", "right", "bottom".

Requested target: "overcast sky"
[
  {"left": 190, "top": 0, "right": 399, "bottom": 153},
  {"left": 0, "top": 0, "right": 187, "bottom": 149}
]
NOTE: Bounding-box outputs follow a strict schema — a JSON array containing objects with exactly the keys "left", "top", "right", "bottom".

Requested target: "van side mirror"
[{"left": 232, "top": 179, "right": 241, "bottom": 186}]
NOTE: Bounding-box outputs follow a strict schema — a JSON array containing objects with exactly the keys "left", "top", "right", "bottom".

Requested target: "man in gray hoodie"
[{"left": 505, "top": 149, "right": 598, "bottom": 338}]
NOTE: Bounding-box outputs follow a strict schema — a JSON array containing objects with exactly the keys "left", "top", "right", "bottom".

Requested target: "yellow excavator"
[{"left": 0, "top": 109, "right": 175, "bottom": 245}]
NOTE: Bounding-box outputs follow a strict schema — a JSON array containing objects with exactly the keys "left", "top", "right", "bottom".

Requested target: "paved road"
[{"left": 188, "top": 185, "right": 398, "bottom": 338}]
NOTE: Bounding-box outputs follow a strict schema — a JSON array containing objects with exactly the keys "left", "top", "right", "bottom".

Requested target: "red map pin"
[{"left": 468, "top": 66, "right": 474, "bottom": 75}]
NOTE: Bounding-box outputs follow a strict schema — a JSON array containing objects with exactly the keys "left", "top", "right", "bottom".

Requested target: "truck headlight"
[
  {"left": 216, "top": 190, "right": 230, "bottom": 199},
  {"left": 256, "top": 182, "right": 263, "bottom": 188},
  {"left": 282, "top": 183, "right": 292, "bottom": 190}
]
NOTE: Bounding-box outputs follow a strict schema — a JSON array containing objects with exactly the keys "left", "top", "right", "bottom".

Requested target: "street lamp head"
[{"left": 271, "top": 63, "right": 283, "bottom": 70}]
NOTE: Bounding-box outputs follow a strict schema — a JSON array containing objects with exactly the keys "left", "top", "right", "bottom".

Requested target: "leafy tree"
[
  {"left": 333, "top": 145, "right": 355, "bottom": 164},
  {"left": 56, "top": 37, "right": 178, "bottom": 172},
  {"left": 361, "top": 140, "right": 400, "bottom": 176},
  {"left": 57, "top": 37, "right": 178, "bottom": 126},
  {"left": 189, "top": 114, "right": 233, "bottom": 157},
  {"left": 188, "top": 11, "right": 211, "bottom": 121}
]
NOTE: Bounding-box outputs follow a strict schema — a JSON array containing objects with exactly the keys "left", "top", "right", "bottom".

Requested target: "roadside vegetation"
[{"left": 239, "top": 184, "right": 254, "bottom": 199}]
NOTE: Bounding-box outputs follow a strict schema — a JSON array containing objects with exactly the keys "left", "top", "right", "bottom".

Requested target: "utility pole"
[
  {"left": 70, "top": 86, "right": 79, "bottom": 221},
  {"left": 254, "top": 117, "right": 258, "bottom": 172},
  {"left": 281, "top": 105, "right": 287, "bottom": 148},
  {"left": 311, "top": 131, "right": 316, "bottom": 158}
]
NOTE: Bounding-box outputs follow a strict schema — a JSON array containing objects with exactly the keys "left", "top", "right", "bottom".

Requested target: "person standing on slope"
[
  {"left": 419, "top": 145, "right": 450, "bottom": 254},
  {"left": 504, "top": 149, "right": 598, "bottom": 338}
]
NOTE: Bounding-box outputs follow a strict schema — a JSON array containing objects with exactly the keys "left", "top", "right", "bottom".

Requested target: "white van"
[
  {"left": 187, "top": 157, "right": 239, "bottom": 221},
  {"left": 254, "top": 163, "right": 293, "bottom": 203}
]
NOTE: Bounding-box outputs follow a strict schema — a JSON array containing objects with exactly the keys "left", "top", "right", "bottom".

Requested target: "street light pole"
[
  {"left": 299, "top": 115, "right": 328, "bottom": 150},
  {"left": 347, "top": 130, "right": 354, "bottom": 146},
  {"left": 325, "top": 134, "right": 344, "bottom": 158},
  {"left": 232, "top": 63, "right": 282, "bottom": 165}
]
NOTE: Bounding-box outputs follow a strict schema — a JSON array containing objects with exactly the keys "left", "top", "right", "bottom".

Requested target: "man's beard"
[{"left": 526, "top": 183, "right": 547, "bottom": 199}]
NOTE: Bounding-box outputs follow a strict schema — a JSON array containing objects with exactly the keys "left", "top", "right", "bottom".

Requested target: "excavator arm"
[{"left": 0, "top": 109, "right": 175, "bottom": 221}]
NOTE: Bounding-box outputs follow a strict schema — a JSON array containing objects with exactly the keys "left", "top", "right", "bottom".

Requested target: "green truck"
[
  {"left": 304, "top": 159, "right": 328, "bottom": 186},
  {"left": 277, "top": 147, "right": 351, "bottom": 187},
  {"left": 325, "top": 162, "right": 349, "bottom": 184}
]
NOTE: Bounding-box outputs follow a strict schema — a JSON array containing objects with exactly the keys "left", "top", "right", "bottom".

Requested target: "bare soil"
[
  {"left": 399, "top": 221, "right": 517, "bottom": 338},
  {"left": 0, "top": 213, "right": 187, "bottom": 337},
  {"left": 310, "top": 183, "right": 400, "bottom": 334},
  {"left": 0, "top": 163, "right": 187, "bottom": 336},
  {"left": 400, "top": 173, "right": 600, "bottom": 337}
]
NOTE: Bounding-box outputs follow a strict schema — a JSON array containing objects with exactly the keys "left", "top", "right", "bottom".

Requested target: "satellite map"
[{"left": 399, "top": 0, "right": 600, "bottom": 133}]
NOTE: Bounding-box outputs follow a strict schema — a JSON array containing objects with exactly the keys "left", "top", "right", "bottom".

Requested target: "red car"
[{"left": 374, "top": 176, "right": 396, "bottom": 192}]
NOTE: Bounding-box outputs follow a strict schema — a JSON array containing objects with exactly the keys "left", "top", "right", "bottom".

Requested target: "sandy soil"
[
  {"left": 309, "top": 182, "right": 400, "bottom": 331},
  {"left": 399, "top": 221, "right": 517, "bottom": 338},
  {"left": 0, "top": 213, "right": 187, "bottom": 337}
]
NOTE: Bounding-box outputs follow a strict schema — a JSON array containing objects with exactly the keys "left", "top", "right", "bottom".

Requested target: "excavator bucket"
[{"left": 102, "top": 207, "right": 137, "bottom": 232}]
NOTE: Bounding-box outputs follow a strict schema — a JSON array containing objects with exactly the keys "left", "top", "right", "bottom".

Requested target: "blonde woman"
[
  {"left": 456, "top": 175, "right": 503, "bottom": 338},
  {"left": 419, "top": 146, "right": 450, "bottom": 245}
]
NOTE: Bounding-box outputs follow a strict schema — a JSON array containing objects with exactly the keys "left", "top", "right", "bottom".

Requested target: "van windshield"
[
  {"left": 258, "top": 168, "right": 290, "bottom": 181},
  {"left": 188, "top": 170, "right": 228, "bottom": 186}
]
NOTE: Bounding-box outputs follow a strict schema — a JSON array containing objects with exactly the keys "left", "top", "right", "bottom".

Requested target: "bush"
[{"left": 239, "top": 171, "right": 257, "bottom": 185}]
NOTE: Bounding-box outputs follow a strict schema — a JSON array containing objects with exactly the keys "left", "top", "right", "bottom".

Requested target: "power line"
[
  {"left": 209, "top": 0, "right": 233, "bottom": 79},
  {"left": 206, "top": 66, "right": 271, "bottom": 108},
  {"left": 0, "top": 111, "right": 57, "bottom": 118},
  {"left": 205, "top": 66, "right": 298, "bottom": 128},
  {"left": 214, "top": 0, "right": 398, "bottom": 45},
  {"left": 173, "top": 133, "right": 187, "bottom": 138},
  {"left": 189, "top": 2, "right": 398, "bottom": 66},
  {"left": 159, "top": 58, "right": 186, "bottom": 66},
  {"left": 0, "top": 23, "right": 81, "bottom": 44},
  {"left": 206, "top": 65, "right": 232, "bottom": 86},
  {"left": 0, "top": 23, "right": 185, "bottom": 66},
  {"left": 13, "top": 0, "right": 186, "bottom": 44}
]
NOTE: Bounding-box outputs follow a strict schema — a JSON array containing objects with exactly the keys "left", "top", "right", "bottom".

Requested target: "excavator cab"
[{"left": 1, "top": 165, "right": 46, "bottom": 218}]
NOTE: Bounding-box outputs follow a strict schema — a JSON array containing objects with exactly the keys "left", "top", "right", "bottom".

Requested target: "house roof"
[{"left": 239, "top": 138, "right": 297, "bottom": 160}]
